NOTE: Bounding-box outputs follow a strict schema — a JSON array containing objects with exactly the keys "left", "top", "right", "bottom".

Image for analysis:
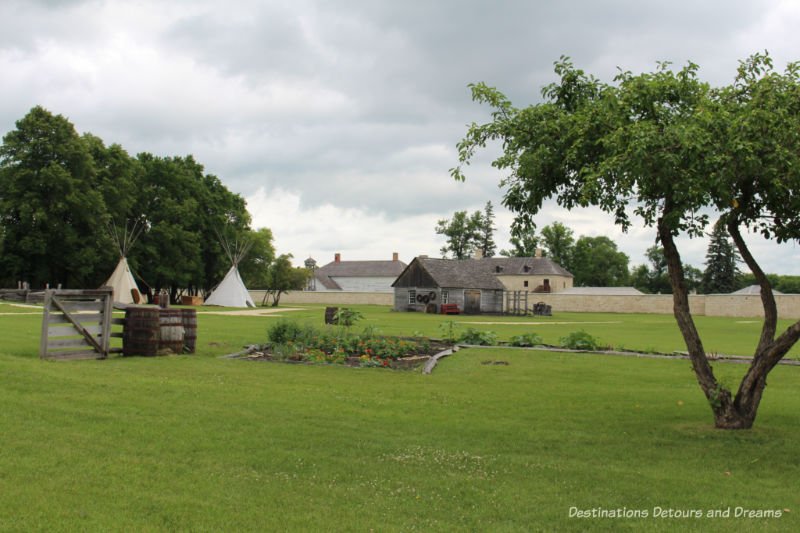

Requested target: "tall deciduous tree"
[
  {"left": 238, "top": 227, "right": 276, "bottom": 289},
  {"left": 500, "top": 227, "right": 539, "bottom": 257},
  {"left": 0, "top": 106, "right": 111, "bottom": 287},
  {"left": 451, "top": 54, "right": 800, "bottom": 429},
  {"left": 263, "top": 254, "right": 310, "bottom": 306},
  {"left": 569, "top": 236, "right": 629, "bottom": 286},
  {"left": 702, "top": 219, "right": 741, "bottom": 293},
  {"left": 539, "top": 222, "right": 574, "bottom": 269},
  {"left": 435, "top": 210, "right": 479, "bottom": 259}
]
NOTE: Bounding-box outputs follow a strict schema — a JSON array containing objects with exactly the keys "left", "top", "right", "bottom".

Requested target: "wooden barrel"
[
  {"left": 324, "top": 306, "right": 338, "bottom": 325},
  {"left": 181, "top": 308, "right": 197, "bottom": 354},
  {"left": 158, "top": 309, "right": 185, "bottom": 354},
  {"left": 123, "top": 307, "right": 160, "bottom": 357}
]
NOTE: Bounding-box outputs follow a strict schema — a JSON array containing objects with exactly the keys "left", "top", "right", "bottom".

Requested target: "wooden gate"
[
  {"left": 464, "top": 290, "right": 481, "bottom": 314},
  {"left": 40, "top": 288, "right": 121, "bottom": 360}
]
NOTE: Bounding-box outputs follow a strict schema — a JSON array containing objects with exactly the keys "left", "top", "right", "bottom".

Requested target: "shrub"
[
  {"left": 509, "top": 332, "right": 543, "bottom": 347},
  {"left": 458, "top": 327, "right": 498, "bottom": 346},
  {"left": 267, "top": 319, "right": 303, "bottom": 345},
  {"left": 560, "top": 330, "right": 601, "bottom": 351}
]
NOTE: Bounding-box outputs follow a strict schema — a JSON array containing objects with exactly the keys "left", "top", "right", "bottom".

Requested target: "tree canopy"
[
  {"left": 569, "top": 236, "right": 629, "bottom": 287},
  {"left": 0, "top": 106, "right": 279, "bottom": 302},
  {"left": 539, "top": 222, "right": 574, "bottom": 270},
  {"left": 451, "top": 53, "right": 800, "bottom": 429}
]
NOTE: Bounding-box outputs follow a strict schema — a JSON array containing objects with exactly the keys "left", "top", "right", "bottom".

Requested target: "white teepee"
[
  {"left": 204, "top": 265, "right": 255, "bottom": 307},
  {"left": 204, "top": 233, "right": 255, "bottom": 308},
  {"left": 104, "top": 256, "right": 141, "bottom": 304},
  {"left": 103, "top": 221, "right": 144, "bottom": 304}
]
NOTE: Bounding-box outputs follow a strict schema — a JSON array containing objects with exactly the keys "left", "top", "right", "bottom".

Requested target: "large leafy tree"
[
  {"left": 0, "top": 106, "right": 267, "bottom": 302},
  {"left": 499, "top": 227, "right": 539, "bottom": 257},
  {"left": 262, "top": 254, "right": 311, "bottom": 306},
  {"left": 0, "top": 106, "right": 111, "bottom": 287},
  {"left": 238, "top": 227, "right": 276, "bottom": 288},
  {"left": 451, "top": 54, "right": 800, "bottom": 429},
  {"left": 539, "top": 221, "right": 574, "bottom": 269},
  {"left": 435, "top": 210, "right": 479, "bottom": 259},
  {"left": 133, "top": 154, "right": 253, "bottom": 302},
  {"left": 631, "top": 245, "right": 671, "bottom": 294},
  {"left": 570, "top": 236, "right": 629, "bottom": 286}
]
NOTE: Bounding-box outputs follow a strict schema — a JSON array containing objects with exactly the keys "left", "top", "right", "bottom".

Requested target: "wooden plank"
[
  {"left": 50, "top": 296, "right": 105, "bottom": 356},
  {"left": 49, "top": 313, "right": 103, "bottom": 325},
  {"left": 49, "top": 324, "right": 104, "bottom": 337},
  {"left": 54, "top": 301, "right": 104, "bottom": 313},
  {"left": 110, "top": 332, "right": 124, "bottom": 338},
  {"left": 46, "top": 349, "right": 102, "bottom": 361},
  {"left": 41, "top": 289, "right": 112, "bottom": 297},
  {"left": 111, "top": 318, "right": 126, "bottom": 326},
  {"left": 46, "top": 337, "right": 92, "bottom": 350}
]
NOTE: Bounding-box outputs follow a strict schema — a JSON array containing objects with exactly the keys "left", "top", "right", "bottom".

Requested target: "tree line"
[
  {"left": 0, "top": 106, "right": 308, "bottom": 302},
  {"left": 436, "top": 205, "right": 784, "bottom": 294}
]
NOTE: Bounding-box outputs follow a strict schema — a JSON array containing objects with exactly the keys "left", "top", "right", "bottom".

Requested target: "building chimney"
[
  {"left": 392, "top": 252, "right": 399, "bottom": 262},
  {"left": 334, "top": 253, "right": 341, "bottom": 263},
  {"left": 474, "top": 249, "right": 483, "bottom": 259},
  {"left": 535, "top": 248, "right": 542, "bottom": 258}
]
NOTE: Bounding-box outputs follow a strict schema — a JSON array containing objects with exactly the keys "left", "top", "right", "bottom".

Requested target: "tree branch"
[{"left": 726, "top": 215, "right": 777, "bottom": 353}]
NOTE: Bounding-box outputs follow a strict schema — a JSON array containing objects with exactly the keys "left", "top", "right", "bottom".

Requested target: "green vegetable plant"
[
  {"left": 458, "top": 327, "right": 498, "bottom": 346},
  {"left": 559, "top": 330, "right": 601, "bottom": 351},
  {"left": 509, "top": 332, "right": 543, "bottom": 347},
  {"left": 438, "top": 321, "right": 461, "bottom": 344}
]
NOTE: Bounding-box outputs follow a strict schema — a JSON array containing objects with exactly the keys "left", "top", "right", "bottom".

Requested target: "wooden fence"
[{"left": 39, "top": 288, "right": 123, "bottom": 360}]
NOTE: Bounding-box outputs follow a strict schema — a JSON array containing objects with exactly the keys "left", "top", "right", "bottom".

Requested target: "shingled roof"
[
  {"left": 418, "top": 258, "right": 506, "bottom": 289},
  {"left": 314, "top": 259, "right": 408, "bottom": 290},
  {"left": 393, "top": 256, "right": 573, "bottom": 290},
  {"left": 481, "top": 257, "right": 573, "bottom": 277}
]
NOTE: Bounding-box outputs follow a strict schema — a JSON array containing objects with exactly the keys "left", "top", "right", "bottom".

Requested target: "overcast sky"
[{"left": 2, "top": 0, "right": 799, "bottom": 274}]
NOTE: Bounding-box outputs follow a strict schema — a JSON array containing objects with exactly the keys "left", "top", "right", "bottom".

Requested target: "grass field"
[{"left": 1, "top": 304, "right": 798, "bottom": 531}]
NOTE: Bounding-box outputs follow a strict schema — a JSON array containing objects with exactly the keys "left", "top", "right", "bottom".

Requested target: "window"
[
  {"left": 523, "top": 265, "right": 530, "bottom": 273},
  {"left": 524, "top": 280, "right": 529, "bottom": 288},
  {"left": 408, "top": 290, "right": 416, "bottom": 304},
  {"left": 441, "top": 290, "right": 449, "bottom": 304}
]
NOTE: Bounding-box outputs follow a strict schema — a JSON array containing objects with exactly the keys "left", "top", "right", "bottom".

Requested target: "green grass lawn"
[{"left": 1, "top": 305, "right": 798, "bottom": 531}]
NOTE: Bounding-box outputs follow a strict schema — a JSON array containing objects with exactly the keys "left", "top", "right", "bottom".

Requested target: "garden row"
[{"left": 263, "top": 310, "right": 605, "bottom": 369}]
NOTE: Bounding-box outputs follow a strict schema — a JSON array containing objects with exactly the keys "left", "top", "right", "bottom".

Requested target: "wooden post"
[
  {"left": 39, "top": 290, "right": 53, "bottom": 359},
  {"left": 101, "top": 287, "right": 114, "bottom": 354}
]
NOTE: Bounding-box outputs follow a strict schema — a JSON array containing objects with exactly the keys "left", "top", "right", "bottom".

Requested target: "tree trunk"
[
  {"left": 658, "top": 218, "right": 753, "bottom": 428},
  {"left": 724, "top": 219, "right": 800, "bottom": 428}
]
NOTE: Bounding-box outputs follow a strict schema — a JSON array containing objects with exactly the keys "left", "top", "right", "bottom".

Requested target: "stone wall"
[
  {"left": 248, "top": 290, "right": 800, "bottom": 319},
  {"left": 496, "top": 274, "right": 573, "bottom": 293},
  {"left": 521, "top": 293, "right": 800, "bottom": 319}
]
